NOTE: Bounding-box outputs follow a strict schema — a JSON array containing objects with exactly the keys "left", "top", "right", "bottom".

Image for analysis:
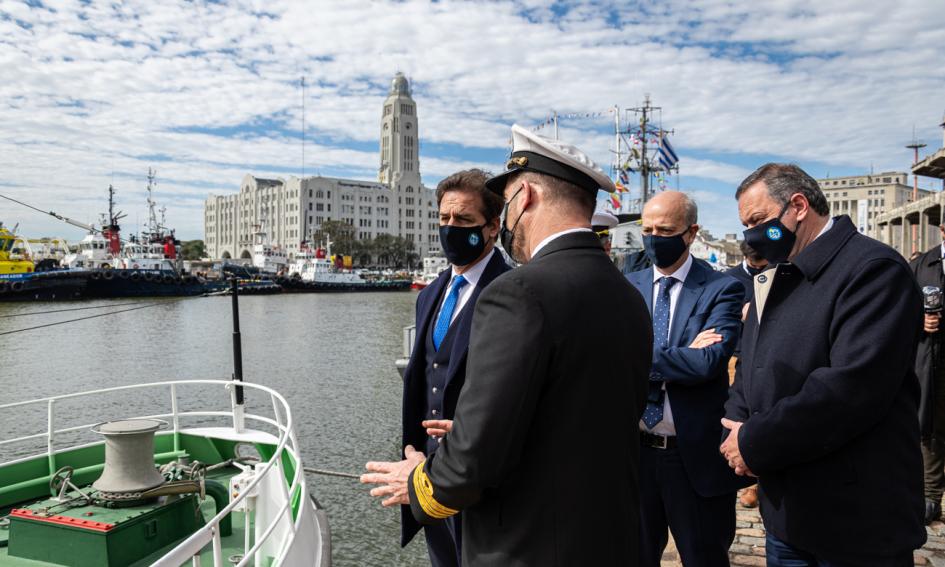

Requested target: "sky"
[{"left": 1, "top": 0, "right": 944, "bottom": 242}]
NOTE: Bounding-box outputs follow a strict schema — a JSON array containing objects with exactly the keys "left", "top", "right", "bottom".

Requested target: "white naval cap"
[
  {"left": 485, "top": 124, "right": 616, "bottom": 195},
  {"left": 591, "top": 211, "right": 619, "bottom": 232}
]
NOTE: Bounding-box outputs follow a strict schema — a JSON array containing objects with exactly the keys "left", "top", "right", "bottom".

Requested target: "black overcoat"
[
  {"left": 725, "top": 216, "right": 926, "bottom": 563},
  {"left": 909, "top": 245, "right": 945, "bottom": 437},
  {"left": 407, "top": 231, "right": 653, "bottom": 566}
]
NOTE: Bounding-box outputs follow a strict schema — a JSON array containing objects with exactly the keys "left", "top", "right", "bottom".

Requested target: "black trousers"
[
  {"left": 639, "top": 444, "right": 736, "bottom": 567},
  {"left": 424, "top": 513, "right": 462, "bottom": 567},
  {"left": 923, "top": 366, "right": 945, "bottom": 502}
]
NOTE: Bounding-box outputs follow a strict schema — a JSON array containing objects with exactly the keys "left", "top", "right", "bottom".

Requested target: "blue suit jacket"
[
  {"left": 627, "top": 257, "right": 751, "bottom": 497},
  {"left": 400, "top": 249, "right": 511, "bottom": 546}
]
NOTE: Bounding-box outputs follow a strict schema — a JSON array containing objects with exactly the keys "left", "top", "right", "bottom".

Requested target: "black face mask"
[
  {"left": 744, "top": 263, "right": 765, "bottom": 277},
  {"left": 499, "top": 186, "right": 525, "bottom": 263},
  {"left": 742, "top": 202, "right": 797, "bottom": 265},
  {"left": 439, "top": 224, "right": 487, "bottom": 266},
  {"left": 643, "top": 230, "right": 690, "bottom": 269}
]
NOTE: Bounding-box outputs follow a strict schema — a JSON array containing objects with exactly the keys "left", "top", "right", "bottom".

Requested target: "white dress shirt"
[
  {"left": 640, "top": 253, "right": 694, "bottom": 436},
  {"left": 531, "top": 228, "right": 593, "bottom": 258},
  {"left": 437, "top": 248, "right": 496, "bottom": 326}
]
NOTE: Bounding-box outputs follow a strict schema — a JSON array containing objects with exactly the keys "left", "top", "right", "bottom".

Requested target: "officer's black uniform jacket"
[
  {"left": 407, "top": 231, "right": 653, "bottom": 566},
  {"left": 910, "top": 246, "right": 945, "bottom": 437},
  {"left": 725, "top": 215, "right": 926, "bottom": 562}
]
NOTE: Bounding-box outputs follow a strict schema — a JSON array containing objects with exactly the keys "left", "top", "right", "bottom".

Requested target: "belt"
[{"left": 640, "top": 431, "right": 677, "bottom": 449}]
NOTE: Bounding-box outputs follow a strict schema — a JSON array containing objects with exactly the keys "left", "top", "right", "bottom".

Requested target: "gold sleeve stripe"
[{"left": 412, "top": 460, "right": 459, "bottom": 519}]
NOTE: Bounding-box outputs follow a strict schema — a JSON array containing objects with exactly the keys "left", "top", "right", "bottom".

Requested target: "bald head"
[{"left": 643, "top": 191, "right": 698, "bottom": 228}]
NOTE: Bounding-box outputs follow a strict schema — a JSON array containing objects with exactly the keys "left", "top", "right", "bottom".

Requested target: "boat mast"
[{"left": 612, "top": 104, "right": 622, "bottom": 213}]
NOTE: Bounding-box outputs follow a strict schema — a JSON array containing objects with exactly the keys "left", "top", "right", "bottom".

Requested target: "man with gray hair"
[
  {"left": 722, "top": 163, "right": 925, "bottom": 565},
  {"left": 627, "top": 190, "right": 750, "bottom": 567}
]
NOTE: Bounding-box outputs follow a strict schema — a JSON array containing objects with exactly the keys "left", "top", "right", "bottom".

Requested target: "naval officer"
[
  {"left": 400, "top": 169, "right": 511, "bottom": 566},
  {"left": 362, "top": 124, "right": 652, "bottom": 566}
]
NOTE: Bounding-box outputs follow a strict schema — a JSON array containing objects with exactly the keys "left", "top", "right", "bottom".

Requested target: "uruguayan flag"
[{"left": 658, "top": 136, "right": 679, "bottom": 171}]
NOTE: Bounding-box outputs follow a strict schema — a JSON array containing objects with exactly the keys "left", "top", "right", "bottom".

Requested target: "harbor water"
[{"left": 0, "top": 292, "right": 430, "bottom": 566}]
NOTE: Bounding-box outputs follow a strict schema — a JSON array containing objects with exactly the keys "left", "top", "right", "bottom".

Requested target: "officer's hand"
[
  {"left": 925, "top": 313, "right": 940, "bottom": 334},
  {"left": 422, "top": 419, "right": 453, "bottom": 438},
  {"left": 361, "top": 445, "right": 426, "bottom": 507},
  {"left": 689, "top": 328, "right": 723, "bottom": 349}
]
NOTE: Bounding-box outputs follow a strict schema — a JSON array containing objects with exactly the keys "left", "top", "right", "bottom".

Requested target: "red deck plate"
[{"left": 10, "top": 508, "right": 115, "bottom": 532}]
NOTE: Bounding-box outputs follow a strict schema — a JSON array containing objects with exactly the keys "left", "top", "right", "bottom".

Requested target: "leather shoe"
[
  {"left": 925, "top": 498, "right": 941, "bottom": 525},
  {"left": 739, "top": 485, "right": 759, "bottom": 508}
]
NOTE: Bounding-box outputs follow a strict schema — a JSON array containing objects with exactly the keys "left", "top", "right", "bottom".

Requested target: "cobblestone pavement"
[{"left": 659, "top": 490, "right": 945, "bottom": 566}]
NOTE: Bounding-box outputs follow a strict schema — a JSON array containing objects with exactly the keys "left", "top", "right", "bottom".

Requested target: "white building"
[
  {"left": 817, "top": 172, "right": 932, "bottom": 234},
  {"left": 204, "top": 73, "right": 440, "bottom": 262}
]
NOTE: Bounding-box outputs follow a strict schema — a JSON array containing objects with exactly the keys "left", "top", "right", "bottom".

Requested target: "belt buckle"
[{"left": 654, "top": 434, "right": 668, "bottom": 449}]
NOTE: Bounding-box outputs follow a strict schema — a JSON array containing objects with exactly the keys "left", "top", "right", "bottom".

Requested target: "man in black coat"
[
  {"left": 363, "top": 124, "right": 652, "bottom": 566},
  {"left": 910, "top": 223, "right": 945, "bottom": 524},
  {"left": 722, "top": 163, "right": 926, "bottom": 566},
  {"left": 400, "top": 169, "right": 511, "bottom": 566}
]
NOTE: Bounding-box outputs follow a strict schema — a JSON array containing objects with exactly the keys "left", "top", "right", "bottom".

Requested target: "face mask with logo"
[
  {"left": 744, "top": 263, "right": 766, "bottom": 277},
  {"left": 742, "top": 201, "right": 797, "bottom": 265},
  {"left": 439, "top": 224, "right": 487, "bottom": 266},
  {"left": 499, "top": 186, "right": 526, "bottom": 263},
  {"left": 642, "top": 230, "right": 690, "bottom": 269}
]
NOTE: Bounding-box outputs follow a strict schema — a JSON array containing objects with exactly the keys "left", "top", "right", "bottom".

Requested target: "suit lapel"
[
  {"left": 412, "top": 270, "right": 451, "bottom": 364},
  {"left": 443, "top": 252, "right": 510, "bottom": 386},
  {"left": 669, "top": 262, "right": 706, "bottom": 347}
]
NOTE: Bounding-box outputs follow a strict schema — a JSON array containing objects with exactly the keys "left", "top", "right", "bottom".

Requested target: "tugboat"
[
  {"left": 283, "top": 236, "right": 410, "bottom": 292},
  {"left": 1, "top": 174, "right": 216, "bottom": 300},
  {"left": 410, "top": 256, "right": 448, "bottom": 290},
  {"left": 0, "top": 282, "right": 331, "bottom": 566},
  {"left": 0, "top": 223, "right": 88, "bottom": 301}
]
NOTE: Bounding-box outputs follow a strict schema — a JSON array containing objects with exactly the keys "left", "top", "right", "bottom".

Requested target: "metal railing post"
[
  {"left": 170, "top": 383, "right": 181, "bottom": 452},
  {"left": 46, "top": 399, "right": 56, "bottom": 481}
]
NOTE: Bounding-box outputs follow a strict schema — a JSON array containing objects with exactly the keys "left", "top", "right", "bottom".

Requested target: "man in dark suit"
[
  {"left": 724, "top": 240, "right": 767, "bottom": 304},
  {"left": 363, "top": 124, "right": 652, "bottom": 566},
  {"left": 399, "top": 169, "right": 511, "bottom": 567},
  {"left": 722, "top": 163, "right": 926, "bottom": 566},
  {"left": 627, "top": 190, "right": 749, "bottom": 567},
  {"left": 910, "top": 223, "right": 945, "bottom": 524}
]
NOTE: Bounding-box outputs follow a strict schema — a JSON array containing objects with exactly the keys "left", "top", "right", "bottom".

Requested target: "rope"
[
  {"left": 0, "top": 301, "right": 156, "bottom": 318},
  {"left": 0, "top": 295, "right": 206, "bottom": 337},
  {"left": 303, "top": 467, "right": 360, "bottom": 480}
]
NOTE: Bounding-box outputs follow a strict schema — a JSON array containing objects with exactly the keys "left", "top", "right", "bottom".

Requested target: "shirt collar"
[
  {"left": 653, "top": 252, "right": 693, "bottom": 284},
  {"left": 813, "top": 217, "right": 834, "bottom": 242},
  {"left": 531, "top": 228, "right": 593, "bottom": 258},
  {"left": 450, "top": 248, "right": 495, "bottom": 288}
]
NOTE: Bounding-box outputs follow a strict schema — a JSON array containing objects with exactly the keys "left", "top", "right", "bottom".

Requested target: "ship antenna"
[
  {"left": 301, "top": 76, "right": 306, "bottom": 179},
  {"left": 230, "top": 277, "right": 246, "bottom": 433}
]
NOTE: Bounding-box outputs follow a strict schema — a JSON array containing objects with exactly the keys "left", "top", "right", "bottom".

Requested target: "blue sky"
[{"left": 1, "top": 0, "right": 944, "bottom": 241}]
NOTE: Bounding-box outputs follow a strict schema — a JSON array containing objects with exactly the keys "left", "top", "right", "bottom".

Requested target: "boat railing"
[{"left": 0, "top": 379, "right": 307, "bottom": 567}]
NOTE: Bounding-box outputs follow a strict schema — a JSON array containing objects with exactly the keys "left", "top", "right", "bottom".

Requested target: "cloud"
[{"left": 1, "top": 0, "right": 943, "bottom": 240}]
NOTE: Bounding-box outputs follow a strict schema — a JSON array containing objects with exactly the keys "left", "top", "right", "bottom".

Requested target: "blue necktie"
[
  {"left": 642, "top": 276, "right": 676, "bottom": 429},
  {"left": 433, "top": 275, "right": 468, "bottom": 351}
]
